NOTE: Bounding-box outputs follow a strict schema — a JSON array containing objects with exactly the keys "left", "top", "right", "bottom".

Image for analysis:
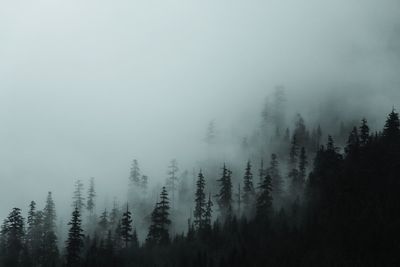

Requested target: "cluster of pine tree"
[{"left": 1, "top": 106, "right": 400, "bottom": 266}]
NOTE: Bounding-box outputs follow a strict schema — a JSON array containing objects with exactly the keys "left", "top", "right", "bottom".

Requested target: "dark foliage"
[{"left": 1, "top": 109, "right": 400, "bottom": 266}]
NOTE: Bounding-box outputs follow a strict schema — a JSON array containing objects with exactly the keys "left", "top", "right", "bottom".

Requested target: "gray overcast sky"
[{"left": 0, "top": 0, "right": 399, "bottom": 218}]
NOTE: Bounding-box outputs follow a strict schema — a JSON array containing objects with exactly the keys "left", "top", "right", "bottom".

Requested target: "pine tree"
[
  {"left": 359, "top": 118, "right": 370, "bottom": 146},
  {"left": 42, "top": 191, "right": 59, "bottom": 267},
  {"left": 66, "top": 206, "right": 84, "bottom": 267},
  {"left": 1, "top": 208, "right": 25, "bottom": 266},
  {"left": 383, "top": 108, "right": 400, "bottom": 141},
  {"left": 166, "top": 159, "right": 179, "bottom": 210},
  {"left": 267, "top": 154, "right": 283, "bottom": 200},
  {"left": 194, "top": 171, "right": 206, "bottom": 230},
  {"left": 129, "top": 159, "right": 141, "bottom": 187},
  {"left": 120, "top": 204, "right": 133, "bottom": 248},
  {"left": 72, "top": 180, "right": 85, "bottom": 213},
  {"left": 158, "top": 187, "right": 171, "bottom": 244},
  {"left": 26, "top": 201, "right": 36, "bottom": 254},
  {"left": 146, "top": 187, "right": 171, "bottom": 246},
  {"left": 86, "top": 177, "right": 96, "bottom": 215},
  {"left": 216, "top": 164, "right": 233, "bottom": 219},
  {"left": 31, "top": 210, "right": 44, "bottom": 266},
  {"left": 256, "top": 174, "right": 273, "bottom": 222},
  {"left": 204, "top": 193, "right": 213, "bottom": 230},
  {"left": 242, "top": 161, "right": 255, "bottom": 214},
  {"left": 27, "top": 201, "right": 36, "bottom": 232},
  {"left": 146, "top": 205, "right": 160, "bottom": 247}
]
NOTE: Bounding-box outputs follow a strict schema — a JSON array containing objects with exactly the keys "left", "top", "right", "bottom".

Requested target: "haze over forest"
[{"left": 1, "top": 1, "right": 400, "bottom": 266}]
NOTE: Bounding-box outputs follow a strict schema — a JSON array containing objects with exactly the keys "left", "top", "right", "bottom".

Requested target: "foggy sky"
[{"left": 0, "top": 0, "right": 400, "bottom": 219}]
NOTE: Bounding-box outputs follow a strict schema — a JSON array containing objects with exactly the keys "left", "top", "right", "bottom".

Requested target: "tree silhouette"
[
  {"left": 194, "top": 170, "right": 206, "bottom": 230},
  {"left": 86, "top": 177, "right": 96, "bottom": 215},
  {"left": 383, "top": 108, "right": 400, "bottom": 142},
  {"left": 42, "top": 192, "right": 59, "bottom": 267},
  {"left": 216, "top": 164, "right": 233, "bottom": 219},
  {"left": 129, "top": 159, "right": 141, "bottom": 187},
  {"left": 166, "top": 159, "right": 179, "bottom": 210},
  {"left": 66, "top": 206, "right": 84, "bottom": 267},
  {"left": 120, "top": 204, "right": 133, "bottom": 248},
  {"left": 267, "top": 154, "right": 283, "bottom": 201},
  {"left": 242, "top": 161, "right": 255, "bottom": 216},
  {"left": 359, "top": 118, "right": 370, "bottom": 146},
  {"left": 72, "top": 180, "right": 85, "bottom": 213},
  {"left": 146, "top": 187, "right": 171, "bottom": 246},
  {"left": 1, "top": 208, "right": 25, "bottom": 267}
]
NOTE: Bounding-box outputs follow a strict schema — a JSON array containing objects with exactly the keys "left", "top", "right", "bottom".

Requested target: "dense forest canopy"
[{"left": 1, "top": 89, "right": 400, "bottom": 266}]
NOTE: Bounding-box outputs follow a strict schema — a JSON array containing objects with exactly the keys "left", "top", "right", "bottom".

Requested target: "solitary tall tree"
[
  {"left": 216, "top": 164, "right": 233, "bottom": 219},
  {"left": 120, "top": 204, "right": 133, "bottom": 248},
  {"left": 86, "top": 177, "right": 96, "bottom": 215},
  {"left": 26, "top": 201, "right": 37, "bottom": 254},
  {"left": 166, "top": 159, "right": 179, "bottom": 209},
  {"left": 157, "top": 187, "right": 171, "bottom": 243},
  {"left": 27, "top": 201, "right": 36, "bottom": 232},
  {"left": 129, "top": 159, "right": 141, "bottom": 187},
  {"left": 72, "top": 180, "right": 85, "bottom": 213},
  {"left": 194, "top": 171, "right": 206, "bottom": 230},
  {"left": 146, "top": 187, "right": 171, "bottom": 246},
  {"left": 42, "top": 192, "right": 59, "bottom": 267},
  {"left": 242, "top": 161, "right": 255, "bottom": 215},
  {"left": 65, "top": 206, "right": 84, "bottom": 267}
]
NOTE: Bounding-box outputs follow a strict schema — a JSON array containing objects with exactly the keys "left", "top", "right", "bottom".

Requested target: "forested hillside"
[{"left": 1, "top": 92, "right": 399, "bottom": 266}]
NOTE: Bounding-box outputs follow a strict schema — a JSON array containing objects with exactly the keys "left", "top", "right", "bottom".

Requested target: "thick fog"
[{"left": 1, "top": 0, "right": 400, "bottom": 222}]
